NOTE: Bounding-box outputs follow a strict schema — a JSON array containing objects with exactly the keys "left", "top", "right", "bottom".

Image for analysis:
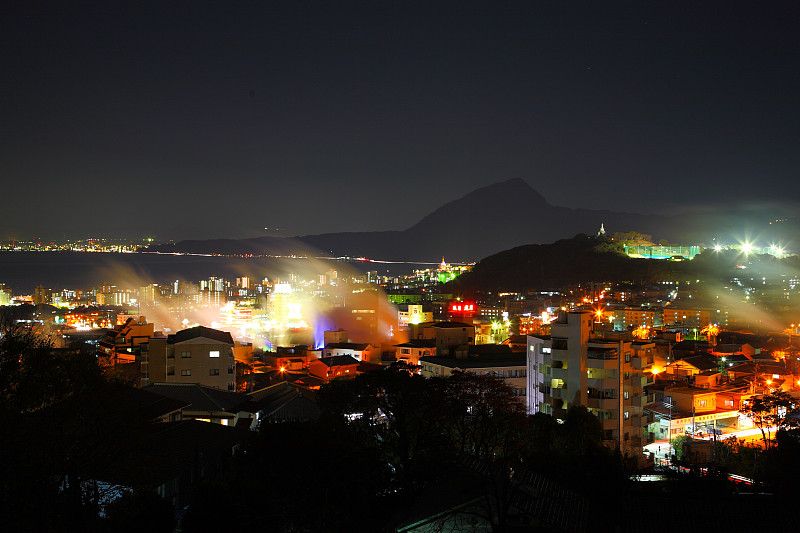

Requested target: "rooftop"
[
  {"left": 144, "top": 383, "right": 250, "bottom": 412},
  {"left": 420, "top": 353, "right": 526, "bottom": 370},
  {"left": 167, "top": 325, "right": 234, "bottom": 345}
]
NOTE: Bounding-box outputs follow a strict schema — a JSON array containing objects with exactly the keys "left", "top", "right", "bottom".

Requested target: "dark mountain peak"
[
  {"left": 407, "top": 178, "right": 549, "bottom": 232},
  {"left": 459, "top": 178, "right": 549, "bottom": 207}
]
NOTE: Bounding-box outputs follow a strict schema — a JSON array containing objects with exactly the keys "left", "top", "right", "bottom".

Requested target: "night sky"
[{"left": 2, "top": 2, "right": 798, "bottom": 242}]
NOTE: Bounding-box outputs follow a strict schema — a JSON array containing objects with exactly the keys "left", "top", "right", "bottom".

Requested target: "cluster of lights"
[{"left": 712, "top": 240, "right": 787, "bottom": 257}]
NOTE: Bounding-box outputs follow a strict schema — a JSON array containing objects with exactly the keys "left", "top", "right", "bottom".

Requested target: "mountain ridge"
[{"left": 146, "top": 179, "right": 797, "bottom": 262}]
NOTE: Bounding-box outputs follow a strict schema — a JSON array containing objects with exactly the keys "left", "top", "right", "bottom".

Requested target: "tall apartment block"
[{"left": 527, "top": 311, "right": 655, "bottom": 457}]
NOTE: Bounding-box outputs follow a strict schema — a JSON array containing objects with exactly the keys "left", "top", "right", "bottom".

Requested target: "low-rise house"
[
  {"left": 665, "top": 355, "right": 718, "bottom": 380},
  {"left": 393, "top": 339, "right": 436, "bottom": 366},
  {"left": 711, "top": 343, "right": 758, "bottom": 360},
  {"left": 97, "top": 316, "right": 155, "bottom": 365},
  {"left": 323, "top": 342, "right": 376, "bottom": 362},
  {"left": 645, "top": 384, "right": 747, "bottom": 441},
  {"left": 246, "top": 382, "right": 321, "bottom": 426},
  {"left": 144, "top": 383, "right": 251, "bottom": 426},
  {"left": 84, "top": 420, "right": 247, "bottom": 511},
  {"left": 308, "top": 355, "right": 360, "bottom": 382},
  {"left": 419, "top": 321, "right": 475, "bottom": 355},
  {"left": 111, "top": 386, "right": 189, "bottom": 423},
  {"left": 265, "top": 345, "right": 315, "bottom": 371},
  {"left": 726, "top": 361, "right": 795, "bottom": 392}
]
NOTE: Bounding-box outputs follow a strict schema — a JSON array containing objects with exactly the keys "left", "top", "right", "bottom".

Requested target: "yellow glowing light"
[
  {"left": 701, "top": 323, "right": 720, "bottom": 341},
  {"left": 279, "top": 366, "right": 286, "bottom": 373},
  {"left": 651, "top": 367, "right": 661, "bottom": 375}
]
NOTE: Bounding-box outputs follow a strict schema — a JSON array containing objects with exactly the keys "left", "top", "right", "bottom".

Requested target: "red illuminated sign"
[{"left": 450, "top": 303, "right": 475, "bottom": 313}]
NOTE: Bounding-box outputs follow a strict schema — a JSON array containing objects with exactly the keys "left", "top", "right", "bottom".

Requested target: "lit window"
[
  {"left": 180, "top": 369, "right": 191, "bottom": 376},
  {"left": 209, "top": 350, "right": 220, "bottom": 358}
]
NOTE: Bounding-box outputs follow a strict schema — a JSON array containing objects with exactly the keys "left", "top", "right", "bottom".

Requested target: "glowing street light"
[{"left": 632, "top": 325, "right": 651, "bottom": 340}]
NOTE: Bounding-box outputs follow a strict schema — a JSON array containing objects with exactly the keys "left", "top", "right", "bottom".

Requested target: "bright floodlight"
[
  {"left": 742, "top": 243, "right": 752, "bottom": 254},
  {"left": 714, "top": 245, "right": 722, "bottom": 252}
]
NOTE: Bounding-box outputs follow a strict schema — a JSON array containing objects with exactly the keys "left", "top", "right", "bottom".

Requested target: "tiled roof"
[
  {"left": 167, "top": 326, "right": 233, "bottom": 345},
  {"left": 313, "top": 355, "right": 360, "bottom": 367},
  {"left": 394, "top": 339, "right": 437, "bottom": 348},
  {"left": 84, "top": 420, "right": 247, "bottom": 488},
  {"left": 247, "top": 382, "right": 320, "bottom": 421},
  {"left": 144, "top": 383, "right": 249, "bottom": 412},
  {"left": 325, "top": 342, "right": 371, "bottom": 350},
  {"left": 110, "top": 386, "right": 190, "bottom": 421},
  {"left": 429, "top": 321, "right": 473, "bottom": 329},
  {"left": 419, "top": 353, "right": 526, "bottom": 369}
]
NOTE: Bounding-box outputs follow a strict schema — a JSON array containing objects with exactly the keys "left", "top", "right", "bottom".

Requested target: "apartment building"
[
  {"left": 420, "top": 344, "right": 527, "bottom": 399},
  {"left": 98, "top": 316, "right": 156, "bottom": 365},
  {"left": 527, "top": 311, "right": 654, "bottom": 457},
  {"left": 144, "top": 326, "right": 236, "bottom": 391},
  {"left": 609, "top": 307, "right": 659, "bottom": 330},
  {"left": 662, "top": 307, "right": 729, "bottom": 328}
]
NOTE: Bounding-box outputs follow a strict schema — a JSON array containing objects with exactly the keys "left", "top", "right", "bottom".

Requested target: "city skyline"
[{"left": 2, "top": 2, "right": 798, "bottom": 241}]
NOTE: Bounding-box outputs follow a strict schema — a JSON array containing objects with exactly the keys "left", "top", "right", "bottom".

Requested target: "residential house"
[
  {"left": 144, "top": 326, "right": 236, "bottom": 390},
  {"left": 323, "top": 342, "right": 376, "bottom": 362},
  {"left": 144, "top": 383, "right": 251, "bottom": 426},
  {"left": 393, "top": 339, "right": 436, "bottom": 366},
  {"left": 308, "top": 355, "right": 360, "bottom": 382}
]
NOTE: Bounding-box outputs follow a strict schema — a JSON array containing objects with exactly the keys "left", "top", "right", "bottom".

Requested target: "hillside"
[
  {"left": 146, "top": 179, "right": 798, "bottom": 262},
  {"left": 447, "top": 235, "right": 685, "bottom": 294}
]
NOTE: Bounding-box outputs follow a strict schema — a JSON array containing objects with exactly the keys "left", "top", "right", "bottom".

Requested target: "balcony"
[
  {"left": 601, "top": 418, "right": 619, "bottom": 430},
  {"left": 551, "top": 338, "right": 568, "bottom": 351},
  {"left": 625, "top": 415, "right": 642, "bottom": 427},
  {"left": 587, "top": 348, "right": 618, "bottom": 360},
  {"left": 588, "top": 397, "right": 619, "bottom": 409},
  {"left": 587, "top": 349, "right": 618, "bottom": 370},
  {"left": 551, "top": 367, "right": 568, "bottom": 381}
]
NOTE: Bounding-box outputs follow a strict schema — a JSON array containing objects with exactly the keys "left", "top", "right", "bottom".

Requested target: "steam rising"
[{"left": 88, "top": 252, "right": 403, "bottom": 352}]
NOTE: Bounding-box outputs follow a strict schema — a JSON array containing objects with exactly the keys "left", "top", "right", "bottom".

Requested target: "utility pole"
[
  {"left": 711, "top": 418, "right": 717, "bottom": 472},
  {"left": 665, "top": 395, "right": 674, "bottom": 462}
]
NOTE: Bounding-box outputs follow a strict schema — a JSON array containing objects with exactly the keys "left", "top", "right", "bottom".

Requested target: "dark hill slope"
[{"left": 447, "top": 235, "right": 684, "bottom": 294}]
